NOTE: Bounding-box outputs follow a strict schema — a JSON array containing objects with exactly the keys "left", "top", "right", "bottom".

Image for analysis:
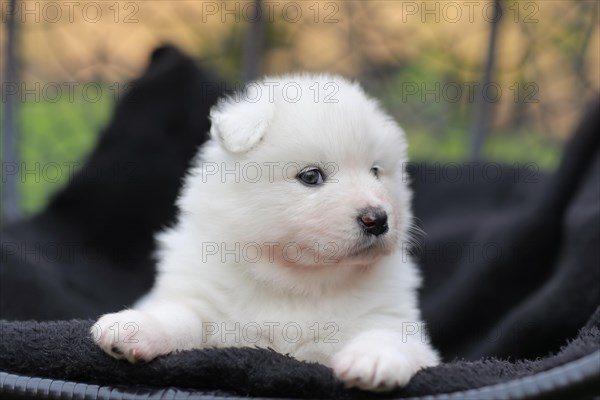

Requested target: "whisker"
[{"left": 405, "top": 219, "right": 427, "bottom": 255}]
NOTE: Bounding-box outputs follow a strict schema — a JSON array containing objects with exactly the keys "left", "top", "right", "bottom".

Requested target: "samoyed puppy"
[{"left": 92, "top": 74, "right": 439, "bottom": 391}]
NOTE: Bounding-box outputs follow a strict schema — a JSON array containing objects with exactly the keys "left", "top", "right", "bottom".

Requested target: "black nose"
[{"left": 357, "top": 207, "right": 388, "bottom": 236}]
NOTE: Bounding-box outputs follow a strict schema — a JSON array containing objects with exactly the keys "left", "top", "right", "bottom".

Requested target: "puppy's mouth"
[{"left": 346, "top": 236, "right": 391, "bottom": 259}]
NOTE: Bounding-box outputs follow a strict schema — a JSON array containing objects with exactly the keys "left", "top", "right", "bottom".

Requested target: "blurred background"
[{"left": 1, "top": 0, "right": 599, "bottom": 221}]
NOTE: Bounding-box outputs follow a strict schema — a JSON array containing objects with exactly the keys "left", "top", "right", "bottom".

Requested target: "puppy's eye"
[
  {"left": 371, "top": 166, "right": 380, "bottom": 178},
  {"left": 297, "top": 168, "right": 324, "bottom": 186}
]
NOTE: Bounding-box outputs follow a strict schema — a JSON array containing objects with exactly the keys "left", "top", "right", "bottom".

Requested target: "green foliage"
[{"left": 16, "top": 88, "right": 112, "bottom": 214}]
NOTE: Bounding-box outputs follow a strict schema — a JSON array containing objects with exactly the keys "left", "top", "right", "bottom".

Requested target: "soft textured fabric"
[
  {"left": 0, "top": 312, "right": 598, "bottom": 398},
  {"left": 0, "top": 45, "right": 598, "bottom": 399}
]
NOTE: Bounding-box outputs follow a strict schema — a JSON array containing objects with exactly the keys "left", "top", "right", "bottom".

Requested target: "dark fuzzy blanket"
[
  {"left": 1, "top": 46, "right": 599, "bottom": 399},
  {"left": 0, "top": 314, "right": 598, "bottom": 399}
]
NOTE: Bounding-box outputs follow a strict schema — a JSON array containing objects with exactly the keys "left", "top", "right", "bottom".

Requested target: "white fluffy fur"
[{"left": 92, "top": 74, "right": 439, "bottom": 391}]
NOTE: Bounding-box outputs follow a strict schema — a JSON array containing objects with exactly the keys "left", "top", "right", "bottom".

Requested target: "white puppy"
[{"left": 92, "top": 74, "right": 439, "bottom": 391}]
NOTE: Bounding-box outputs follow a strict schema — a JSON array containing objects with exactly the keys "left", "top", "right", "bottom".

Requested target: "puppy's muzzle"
[{"left": 357, "top": 207, "right": 388, "bottom": 236}]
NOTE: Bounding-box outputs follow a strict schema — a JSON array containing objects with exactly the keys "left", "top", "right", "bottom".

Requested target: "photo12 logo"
[
  {"left": 90, "top": 320, "right": 341, "bottom": 345},
  {"left": 1, "top": 240, "right": 101, "bottom": 264},
  {"left": 400, "top": 81, "right": 539, "bottom": 104},
  {"left": 400, "top": 1, "right": 539, "bottom": 24},
  {"left": 402, "top": 162, "right": 540, "bottom": 184},
  {"left": 200, "top": 241, "right": 341, "bottom": 264},
  {"left": 1, "top": 1, "right": 140, "bottom": 24},
  {"left": 1, "top": 81, "right": 135, "bottom": 104},
  {"left": 1, "top": 161, "right": 137, "bottom": 184},
  {"left": 201, "top": 321, "right": 340, "bottom": 344},
  {"left": 199, "top": 1, "right": 340, "bottom": 23},
  {"left": 231, "top": 80, "right": 340, "bottom": 104},
  {"left": 199, "top": 161, "right": 339, "bottom": 184}
]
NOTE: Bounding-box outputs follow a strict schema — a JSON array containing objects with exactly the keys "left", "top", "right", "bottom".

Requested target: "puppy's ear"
[{"left": 209, "top": 85, "right": 274, "bottom": 153}]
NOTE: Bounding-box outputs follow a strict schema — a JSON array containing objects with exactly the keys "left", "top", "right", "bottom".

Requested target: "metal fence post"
[
  {"left": 1, "top": 0, "right": 21, "bottom": 226},
  {"left": 241, "top": 0, "right": 265, "bottom": 83},
  {"left": 469, "top": 0, "right": 503, "bottom": 161}
]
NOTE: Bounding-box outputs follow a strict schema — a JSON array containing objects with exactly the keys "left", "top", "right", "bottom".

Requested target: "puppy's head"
[{"left": 195, "top": 74, "right": 412, "bottom": 289}]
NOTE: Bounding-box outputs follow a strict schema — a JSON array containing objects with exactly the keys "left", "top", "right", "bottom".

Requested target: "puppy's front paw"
[
  {"left": 91, "top": 309, "right": 171, "bottom": 363},
  {"left": 332, "top": 339, "right": 438, "bottom": 392}
]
